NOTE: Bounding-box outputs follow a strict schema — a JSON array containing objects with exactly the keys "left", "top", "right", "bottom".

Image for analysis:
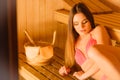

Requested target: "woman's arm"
[
  {"left": 88, "top": 45, "right": 120, "bottom": 80},
  {"left": 73, "top": 60, "right": 99, "bottom": 80}
]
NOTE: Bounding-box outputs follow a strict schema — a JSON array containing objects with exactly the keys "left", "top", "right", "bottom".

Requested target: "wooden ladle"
[{"left": 24, "top": 30, "right": 36, "bottom": 46}]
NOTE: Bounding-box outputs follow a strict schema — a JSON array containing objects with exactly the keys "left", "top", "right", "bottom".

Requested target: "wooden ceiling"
[{"left": 63, "top": 0, "right": 113, "bottom": 14}]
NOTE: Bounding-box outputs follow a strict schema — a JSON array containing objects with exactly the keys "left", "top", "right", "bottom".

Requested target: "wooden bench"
[
  {"left": 19, "top": 47, "right": 78, "bottom": 80},
  {"left": 54, "top": 9, "right": 120, "bottom": 44}
]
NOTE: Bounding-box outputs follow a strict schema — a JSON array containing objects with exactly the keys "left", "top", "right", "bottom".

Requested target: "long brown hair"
[{"left": 65, "top": 2, "right": 96, "bottom": 68}]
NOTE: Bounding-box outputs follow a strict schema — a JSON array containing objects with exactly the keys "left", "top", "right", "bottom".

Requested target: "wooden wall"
[
  {"left": 100, "top": 0, "right": 120, "bottom": 12},
  {"left": 103, "top": 0, "right": 120, "bottom": 8},
  {"left": 17, "top": 0, "right": 119, "bottom": 53},
  {"left": 17, "top": 0, "right": 69, "bottom": 53}
]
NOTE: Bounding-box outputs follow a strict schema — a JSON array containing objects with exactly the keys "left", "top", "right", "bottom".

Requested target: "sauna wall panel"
[{"left": 17, "top": 0, "right": 68, "bottom": 53}]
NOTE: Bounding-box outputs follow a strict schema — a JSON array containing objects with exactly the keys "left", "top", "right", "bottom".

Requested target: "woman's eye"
[
  {"left": 82, "top": 20, "right": 88, "bottom": 24},
  {"left": 73, "top": 22, "right": 79, "bottom": 26}
]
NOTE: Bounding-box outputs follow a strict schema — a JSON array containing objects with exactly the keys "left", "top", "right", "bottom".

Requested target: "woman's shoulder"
[
  {"left": 91, "top": 25, "right": 107, "bottom": 34},
  {"left": 91, "top": 24, "right": 111, "bottom": 44},
  {"left": 90, "top": 24, "right": 108, "bottom": 39},
  {"left": 93, "top": 25, "right": 106, "bottom": 32}
]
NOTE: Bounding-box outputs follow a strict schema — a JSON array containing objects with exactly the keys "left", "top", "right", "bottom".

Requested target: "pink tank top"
[{"left": 75, "top": 34, "right": 97, "bottom": 65}]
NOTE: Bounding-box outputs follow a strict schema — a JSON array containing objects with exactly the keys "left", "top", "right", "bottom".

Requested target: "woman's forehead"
[{"left": 73, "top": 13, "right": 87, "bottom": 22}]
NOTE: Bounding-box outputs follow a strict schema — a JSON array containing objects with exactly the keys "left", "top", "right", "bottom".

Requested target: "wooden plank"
[
  {"left": 55, "top": 22, "right": 67, "bottom": 49},
  {"left": 17, "top": 0, "right": 27, "bottom": 53},
  {"left": 26, "top": 0, "right": 34, "bottom": 40},
  {"left": 89, "top": 0, "right": 112, "bottom": 12},
  {"left": 19, "top": 54, "right": 62, "bottom": 80},
  {"left": 19, "top": 59, "right": 49, "bottom": 80},
  {"left": 19, "top": 53, "right": 63, "bottom": 79},
  {"left": 72, "top": 0, "right": 81, "bottom": 4},
  {"left": 94, "top": 13, "right": 120, "bottom": 24},
  {"left": 95, "top": 17, "right": 120, "bottom": 28},
  {"left": 43, "top": 64, "right": 75, "bottom": 80},
  {"left": 33, "top": 0, "right": 40, "bottom": 40},
  {"left": 53, "top": 54, "right": 65, "bottom": 65},
  {"left": 19, "top": 49, "right": 78, "bottom": 80},
  {"left": 94, "top": 16, "right": 120, "bottom": 31},
  {"left": 54, "top": 9, "right": 69, "bottom": 24},
  {"left": 19, "top": 75, "right": 25, "bottom": 80},
  {"left": 54, "top": 47, "right": 65, "bottom": 60},
  {"left": 39, "top": 0, "right": 46, "bottom": 40},
  {"left": 80, "top": 0, "right": 95, "bottom": 13},
  {"left": 64, "top": 0, "right": 75, "bottom": 7},
  {"left": 94, "top": 13, "right": 120, "bottom": 22},
  {"left": 82, "top": 0, "right": 101, "bottom": 13},
  {"left": 94, "top": 16, "right": 120, "bottom": 30}
]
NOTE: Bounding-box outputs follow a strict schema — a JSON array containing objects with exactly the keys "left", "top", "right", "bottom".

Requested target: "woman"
[{"left": 59, "top": 2, "right": 111, "bottom": 80}]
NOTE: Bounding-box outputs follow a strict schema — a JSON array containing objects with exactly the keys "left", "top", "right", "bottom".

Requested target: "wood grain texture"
[
  {"left": 17, "top": 0, "right": 66, "bottom": 53},
  {"left": 19, "top": 48, "right": 77, "bottom": 80}
]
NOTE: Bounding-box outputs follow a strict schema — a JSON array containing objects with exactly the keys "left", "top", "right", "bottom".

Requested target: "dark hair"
[{"left": 69, "top": 2, "right": 95, "bottom": 39}]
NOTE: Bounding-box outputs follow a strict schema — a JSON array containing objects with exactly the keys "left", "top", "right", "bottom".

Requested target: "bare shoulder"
[
  {"left": 91, "top": 25, "right": 111, "bottom": 44},
  {"left": 92, "top": 25, "right": 107, "bottom": 33}
]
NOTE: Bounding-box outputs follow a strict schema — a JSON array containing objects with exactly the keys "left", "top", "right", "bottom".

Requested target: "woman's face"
[{"left": 73, "top": 13, "right": 92, "bottom": 36}]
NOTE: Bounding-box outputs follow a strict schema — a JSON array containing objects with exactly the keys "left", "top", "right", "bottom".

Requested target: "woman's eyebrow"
[{"left": 82, "top": 18, "right": 88, "bottom": 21}]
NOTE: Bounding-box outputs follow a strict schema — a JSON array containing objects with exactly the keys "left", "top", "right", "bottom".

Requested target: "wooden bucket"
[{"left": 24, "top": 31, "right": 56, "bottom": 66}]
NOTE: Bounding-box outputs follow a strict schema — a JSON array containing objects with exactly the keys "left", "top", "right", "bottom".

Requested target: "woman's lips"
[{"left": 80, "top": 29, "right": 86, "bottom": 32}]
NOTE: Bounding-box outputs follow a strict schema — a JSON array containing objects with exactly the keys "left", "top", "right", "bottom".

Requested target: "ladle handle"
[
  {"left": 51, "top": 30, "right": 56, "bottom": 45},
  {"left": 24, "top": 30, "right": 36, "bottom": 46}
]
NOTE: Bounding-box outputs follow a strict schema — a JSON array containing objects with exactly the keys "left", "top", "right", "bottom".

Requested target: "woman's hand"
[
  {"left": 73, "top": 71, "right": 84, "bottom": 80},
  {"left": 59, "top": 66, "right": 71, "bottom": 76}
]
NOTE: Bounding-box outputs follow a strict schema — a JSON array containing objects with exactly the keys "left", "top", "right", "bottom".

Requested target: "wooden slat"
[
  {"left": 94, "top": 13, "right": 120, "bottom": 21},
  {"left": 81, "top": 0, "right": 101, "bottom": 13},
  {"left": 94, "top": 17, "right": 120, "bottom": 28},
  {"left": 19, "top": 48, "right": 78, "bottom": 80},
  {"left": 19, "top": 75, "right": 25, "bottom": 80},
  {"left": 19, "top": 59, "right": 49, "bottom": 80},
  {"left": 94, "top": 13, "right": 120, "bottom": 23},
  {"left": 17, "top": 0, "right": 27, "bottom": 53},
  {"left": 89, "top": 0, "right": 112, "bottom": 12},
  {"left": 33, "top": 0, "right": 40, "bottom": 40},
  {"left": 54, "top": 9, "right": 69, "bottom": 24},
  {"left": 26, "top": 0, "right": 34, "bottom": 39},
  {"left": 19, "top": 54, "right": 62, "bottom": 80},
  {"left": 94, "top": 15, "right": 120, "bottom": 30},
  {"left": 64, "top": 0, "right": 75, "bottom": 7}
]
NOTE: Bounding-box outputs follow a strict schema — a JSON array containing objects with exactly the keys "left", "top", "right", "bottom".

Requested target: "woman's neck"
[{"left": 80, "top": 33, "right": 90, "bottom": 40}]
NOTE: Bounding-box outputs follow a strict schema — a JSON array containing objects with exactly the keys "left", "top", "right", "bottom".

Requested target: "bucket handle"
[
  {"left": 24, "top": 30, "right": 36, "bottom": 46},
  {"left": 51, "top": 30, "right": 56, "bottom": 45}
]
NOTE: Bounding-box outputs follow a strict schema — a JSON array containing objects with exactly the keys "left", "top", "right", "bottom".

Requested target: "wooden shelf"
[{"left": 54, "top": 9, "right": 69, "bottom": 24}]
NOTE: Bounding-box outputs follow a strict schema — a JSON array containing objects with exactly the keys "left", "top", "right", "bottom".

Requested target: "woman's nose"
[{"left": 78, "top": 23, "right": 84, "bottom": 29}]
